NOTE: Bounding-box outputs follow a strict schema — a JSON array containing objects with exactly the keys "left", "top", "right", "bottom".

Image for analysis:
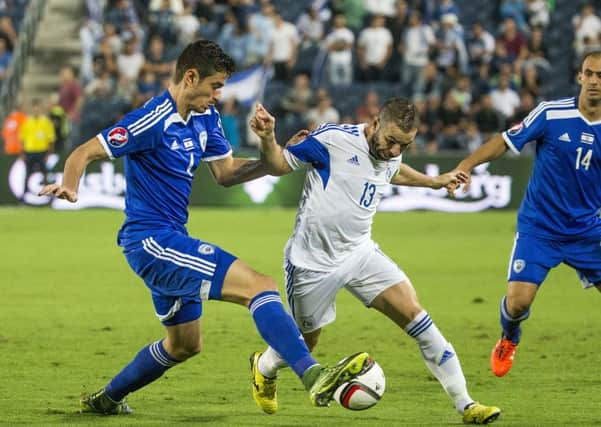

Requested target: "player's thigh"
[
  {"left": 346, "top": 245, "right": 411, "bottom": 306},
  {"left": 220, "top": 259, "right": 278, "bottom": 306},
  {"left": 284, "top": 259, "right": 344, "bottom": 333},
  {"left": 507, "top": 232, "right": 562, "bottom": 286},
  {"left": 124, "top": 231, "right": 236, "bottom": 323},
  {"left": 370, "top": 281, "right": 422, "bottom": 329},
  {"left": 563, "top": 236, "right": 601, "bottom": 290}
]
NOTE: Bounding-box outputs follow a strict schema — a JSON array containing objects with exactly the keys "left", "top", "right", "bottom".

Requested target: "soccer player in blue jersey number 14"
[
  {"left": 449, "top": 50, "right": 601, "bottom": 377},
  {"left": 38, "top": 40, "right": 370, "bottom": 415}
]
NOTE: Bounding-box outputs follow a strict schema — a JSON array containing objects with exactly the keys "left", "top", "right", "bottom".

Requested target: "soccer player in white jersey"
[
  {"left": 248, "top": 99, "right": 501, "bottom": 424},
  {"left": 38, "top": 40, "right": 371, "bottom": 415},
  {"left": 449, "top": 50, "right": 601, "bottom": 378}
]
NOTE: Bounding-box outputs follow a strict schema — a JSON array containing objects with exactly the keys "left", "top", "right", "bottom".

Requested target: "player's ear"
[
  {"left": 577, "top": 72, "right": 583, "bottom": 84},
  {"left": 184, "top": 69, "right": 198, "bottom": 86}
]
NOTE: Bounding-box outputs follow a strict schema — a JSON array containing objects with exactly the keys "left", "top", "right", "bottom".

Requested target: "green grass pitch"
[{"left": 1, "top": 208, "right": 599, "bottom": 426}]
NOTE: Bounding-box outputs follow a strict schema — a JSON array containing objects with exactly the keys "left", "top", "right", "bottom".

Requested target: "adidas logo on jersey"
[
  {"left": 558, "top": 133, "right": 571, "bottom": 142},
  {"left": 170, "top": 140, "right": 180, "bottom": 150},
  {"left": 347, "top": 155, "right": 360, "bottom": 166}
]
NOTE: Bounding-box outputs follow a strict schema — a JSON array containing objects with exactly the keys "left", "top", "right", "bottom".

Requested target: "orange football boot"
[{"left": 490, "top": 337, "right": 517, "bottom": 377}]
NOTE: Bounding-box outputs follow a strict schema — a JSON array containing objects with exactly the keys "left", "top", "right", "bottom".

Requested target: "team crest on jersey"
[
  {"left": 198, "top": 243, "right": 214, "bottom": 255},
  {"left": 199, "top": 131, "right": 207, "bottom": 151},
  {"left": 507, "top": 122, "right": 523, "bottom": 136},
  {"left": 107, "top": 127, "right": 129, "bottom": 148},
  {"left": 513, "top": 259, "right": 525, "bottom": 273}
]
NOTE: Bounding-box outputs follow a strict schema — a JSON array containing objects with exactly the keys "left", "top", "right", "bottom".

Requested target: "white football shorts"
[{"left": 283, "top": 242, "right": 408, "bottom": 333}]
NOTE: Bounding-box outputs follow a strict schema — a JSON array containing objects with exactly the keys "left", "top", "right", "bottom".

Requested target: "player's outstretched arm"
[
  {"left": 249, "top": 103, "right": 293, "bottom": 176},
  {"left": 447, "top": 133, "right": 509, "bottom": 196},
  {"left": 391, "top": 164, "right": 468, "bottom": 189},
  {"left": 206, "top": 155, "right": 268, "bottom": 187},
  {"left": 38, "top": 137, "right": 108, "bottom": 202}
]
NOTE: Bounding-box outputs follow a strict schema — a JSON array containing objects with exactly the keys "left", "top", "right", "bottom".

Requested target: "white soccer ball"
[{"left": 333, "top": 357, "right": 385, "bottom": 410}]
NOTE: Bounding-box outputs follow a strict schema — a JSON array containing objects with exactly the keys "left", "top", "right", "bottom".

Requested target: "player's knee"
[
  {"left": 169, "top": 339, "right": 202, "bottom": 361},
  {"left": 505, "top": 294, "right": 532, "bottom": 316},
  {"left": 257, "top": 275, "right": 278, "bottom": 292}
]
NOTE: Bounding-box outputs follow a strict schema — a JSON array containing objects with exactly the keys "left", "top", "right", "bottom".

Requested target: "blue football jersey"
[
  {"left": 97, "top": 90, "right": 231, "bottom": 239},
  {"left": 502, "top": 97, "right": 601, "bottom": 239}
]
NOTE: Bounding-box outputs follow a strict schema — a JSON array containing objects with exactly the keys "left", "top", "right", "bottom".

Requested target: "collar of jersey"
[{"left": 163, "top": 90, "right": 212, "bottom": 125}]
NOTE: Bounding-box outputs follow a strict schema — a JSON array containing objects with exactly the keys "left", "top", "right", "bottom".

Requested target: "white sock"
[
  {"left": 405, "top": 310, "right": 474, "bottom": 414},
  {"left": 258, "top": 346, "right": 288, "bottom": 378}
]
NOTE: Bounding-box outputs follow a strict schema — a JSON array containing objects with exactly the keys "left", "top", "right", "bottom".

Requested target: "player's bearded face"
[{"left": 370, "top": 122, "right": 416, "bottom": 160}]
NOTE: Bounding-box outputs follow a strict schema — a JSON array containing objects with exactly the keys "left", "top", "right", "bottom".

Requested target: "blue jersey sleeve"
[
  {"left": 201, "top": 107, "right": 232, "bottom": 162},
  {"left": 502, "top": 103, "right": 547, "bottom": 153},
  {"left": 284, "top": 135, "right": 331, "bottom": 188},
  {"left": 97, "top": 102, "right": 168, "bottom": 158}
]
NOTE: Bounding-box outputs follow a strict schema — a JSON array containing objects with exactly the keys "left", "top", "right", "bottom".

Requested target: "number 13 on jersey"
[{"left": 360, "top": 182, "right": 376, "bottom": 207}]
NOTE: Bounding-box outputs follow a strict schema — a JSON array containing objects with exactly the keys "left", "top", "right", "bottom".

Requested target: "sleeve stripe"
[
  {"left": 127, "top": 99, "right": 171, "bottom": 133},
  {"left": 523, "top": 99, "right": 575, "bottom": 127},
  {"left": 202, "top": 150, "right": 232, "bottom": 162},
  {"left": 501, "top": 132, "right": 520, "bottom": 155},
  {"left": 130, "top": 106, "right": 173, "bottom": 136},
  {"left": 96, "top": 133, "right": 114, "bottom": 159}
]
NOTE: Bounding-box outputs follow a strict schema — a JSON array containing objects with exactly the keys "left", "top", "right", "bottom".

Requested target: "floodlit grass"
[{"left": 1, "top": 208, "right": 599, "bottom": 425}]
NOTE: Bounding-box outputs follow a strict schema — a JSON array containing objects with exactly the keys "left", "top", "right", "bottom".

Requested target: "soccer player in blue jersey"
[
  {"left": 38, "top": 39, "right": 369, "bottom": 415},
  {"left": 450, "top": 50, "right": 601, "bottom": 377}
]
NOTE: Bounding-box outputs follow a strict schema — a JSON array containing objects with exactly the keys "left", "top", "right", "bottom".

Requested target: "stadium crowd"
[{"left": 3, "top": 0, "right": 601, "bottom": 155}]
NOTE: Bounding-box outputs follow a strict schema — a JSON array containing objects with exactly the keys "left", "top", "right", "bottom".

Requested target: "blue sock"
[
  {"left": 104, "top": 340, "right": 180, "bottom": 402},
  {"left": 500, "top": 296, "right": 530, "bottom": 344},
  {"left": 249, "top": 291, "right": 316, "bottom": 378}
]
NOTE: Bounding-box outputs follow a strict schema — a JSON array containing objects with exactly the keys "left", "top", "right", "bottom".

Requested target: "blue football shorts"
[
  {"left": 507, "top": 232, "right": 601, "bottom": 288},
  {"left": 122, "top": 229, "right": 237, "bottom": 326}
]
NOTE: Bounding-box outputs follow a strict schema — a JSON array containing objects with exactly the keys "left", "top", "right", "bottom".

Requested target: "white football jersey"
[{"left": 283, "top": 123, "right": 402, "bottom": 271}]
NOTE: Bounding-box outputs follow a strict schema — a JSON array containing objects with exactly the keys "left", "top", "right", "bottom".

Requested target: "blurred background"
[{"left": 0, "top": 0, "right": 597, "bottom": 209}]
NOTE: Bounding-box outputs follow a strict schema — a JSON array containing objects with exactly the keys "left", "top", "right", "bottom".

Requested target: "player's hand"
[
  {"left": 444, "top": 168, "right": 472, "bottom": 198},
  {"left": 285, "top": 129, "right": 309, "bottom": 146},
  {"left": 38, "top": 184, "right": 78, "bottom": 203},
  {"left": 250, "top": 103, "right": 275, "bottom": 139},
  {"left": 432, "top": 170, "right": 469, "bottom": 193}
]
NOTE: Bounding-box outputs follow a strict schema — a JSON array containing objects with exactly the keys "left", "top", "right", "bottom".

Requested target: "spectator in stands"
[
  {"left": 115, "top": 75, "right": 137, "bottom": 104},
  {"left": 103, "top": 22, "right": 122, "bottom": 55},
  {"left": 521, "top": 64, "right": 542, "bottom": 99},
  {"left": 434, "top": 0, "right": 460, "bottom": 23},
  {"left": 364, "top": 0, "right": 396, "bottom": 18},
  {"left": 527, "top": 25, "right": 548, "bottom": 59},
  {"left": 137, "top": 70, "right": 161, "bottom": 99},
  {"left": 467, "top": 22, "right": 495, "bottom": 68},
  {"left": 437, "top": 91, "right": 465, "bottom": 150},
  {"left": 248, "top": 1, "right": 275, "bottom": 67},
  {"left": 499, "top": 0, "right": 528, "bottom": 34},
  {"left": 355, "top": 90, "right": 380, "bottom": 123},
  {"left": 84, "top": 69, "right": 114, "bottom": 97},
  {"left": 297, "top": 6, "right": 324, "bottom": 49},
  {"left": 325, "top": 13, "right": 355, "bottom": 86},
  {"left": 280, "top": 73, "right": 314, "bottom": 125},
  {"left": 435, "top": 13, "right": 468, "bottom": 75},
  {"left": 2, "top": 102, "right": 25, "bottom": 155},
  {"left": 0, "top": 15, "right": 16, "bottom": 49},
  {"left": 0, "top": 37, "right": 11, "bottom": 79},
  {"left": 357, "top": 15, "right": 393, "bottom": 81},
  {"left": 219, "top": 98, "right": 241, "bottom": 152},
  {"left": 147, "top": 0, "right": 178, "bottom": 46},
  {"left": 573, "top": 3, "right": 601, "bottom": 57},
  {"left": 266, "top": 10, "right": 299, "bottom": 81},
  {"left": 94, "top": 37, "right": 119, "bottom": 76},
  {"left": 526, "top": 0, "right": 549, "bottom": 28},
  {"left": 104, "top": 0, "right": 142, "bottom": 40},
  {"left": 58, "top": 66, "right": 83, "bottom": 127},
  {"left": 498, "top": 17, "right": 527, "bottom": 60},
  {"left": 473, "top": 93, "right": 504, "bottom": 140},
  {"left": 490, "top": 75, "right": 521, "bottom": 124},
  {"left": 415, "top": 61, "right": 443, "bottom": 100},
  {"left": 144, "top": 34, "right": 176, "bottom": 79},
  {"left": 471, "top": 63, "right": 492, "bottom": 101},
  {"left": 387, "top": 0, "right": 410, "bottom": 49},
  {"left": 176, "top": 1, "right": 200, "bottom": 45},
  {"left": 194, "top": 0, "right": 219, "bottom": 41},
  {"left": 19, "top": 99, "right": 56, "bottom": 188},
  {"left": 510, "top": 90, "right": 536, "bottom": 124},
  {"left": 400, "top": 11, "right": 435, "bottom": 96},
  {"left": 48, "top": 93, "right": 69, "bottom": 153},
  {"left": 306, "top": 89, "right": 340, "bottom": 125},
  {"left": 218, "top": 15, "right": 252, "bottom": 69},
  {"left": 462, "top": 121, "right": 483, "bottom": 152},
  {"left": 332, "top": 0, "right": 366, "bottom": 33},
  {"left": 117, "top": 36, "right": 145, "bottom": 80},
  {"left": 449, "top": 74, "right": 472, "bottom": 113}
]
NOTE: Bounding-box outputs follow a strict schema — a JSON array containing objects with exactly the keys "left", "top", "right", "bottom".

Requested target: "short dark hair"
[
  {"left": 173, "top": 39, "right": 236, "bottom": 83},
  {"left": 579, "top": 50, "right": 601, "bottom": 72},
  {"left": 379, "top": 97, "right": 419, "bottom": 132}
]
